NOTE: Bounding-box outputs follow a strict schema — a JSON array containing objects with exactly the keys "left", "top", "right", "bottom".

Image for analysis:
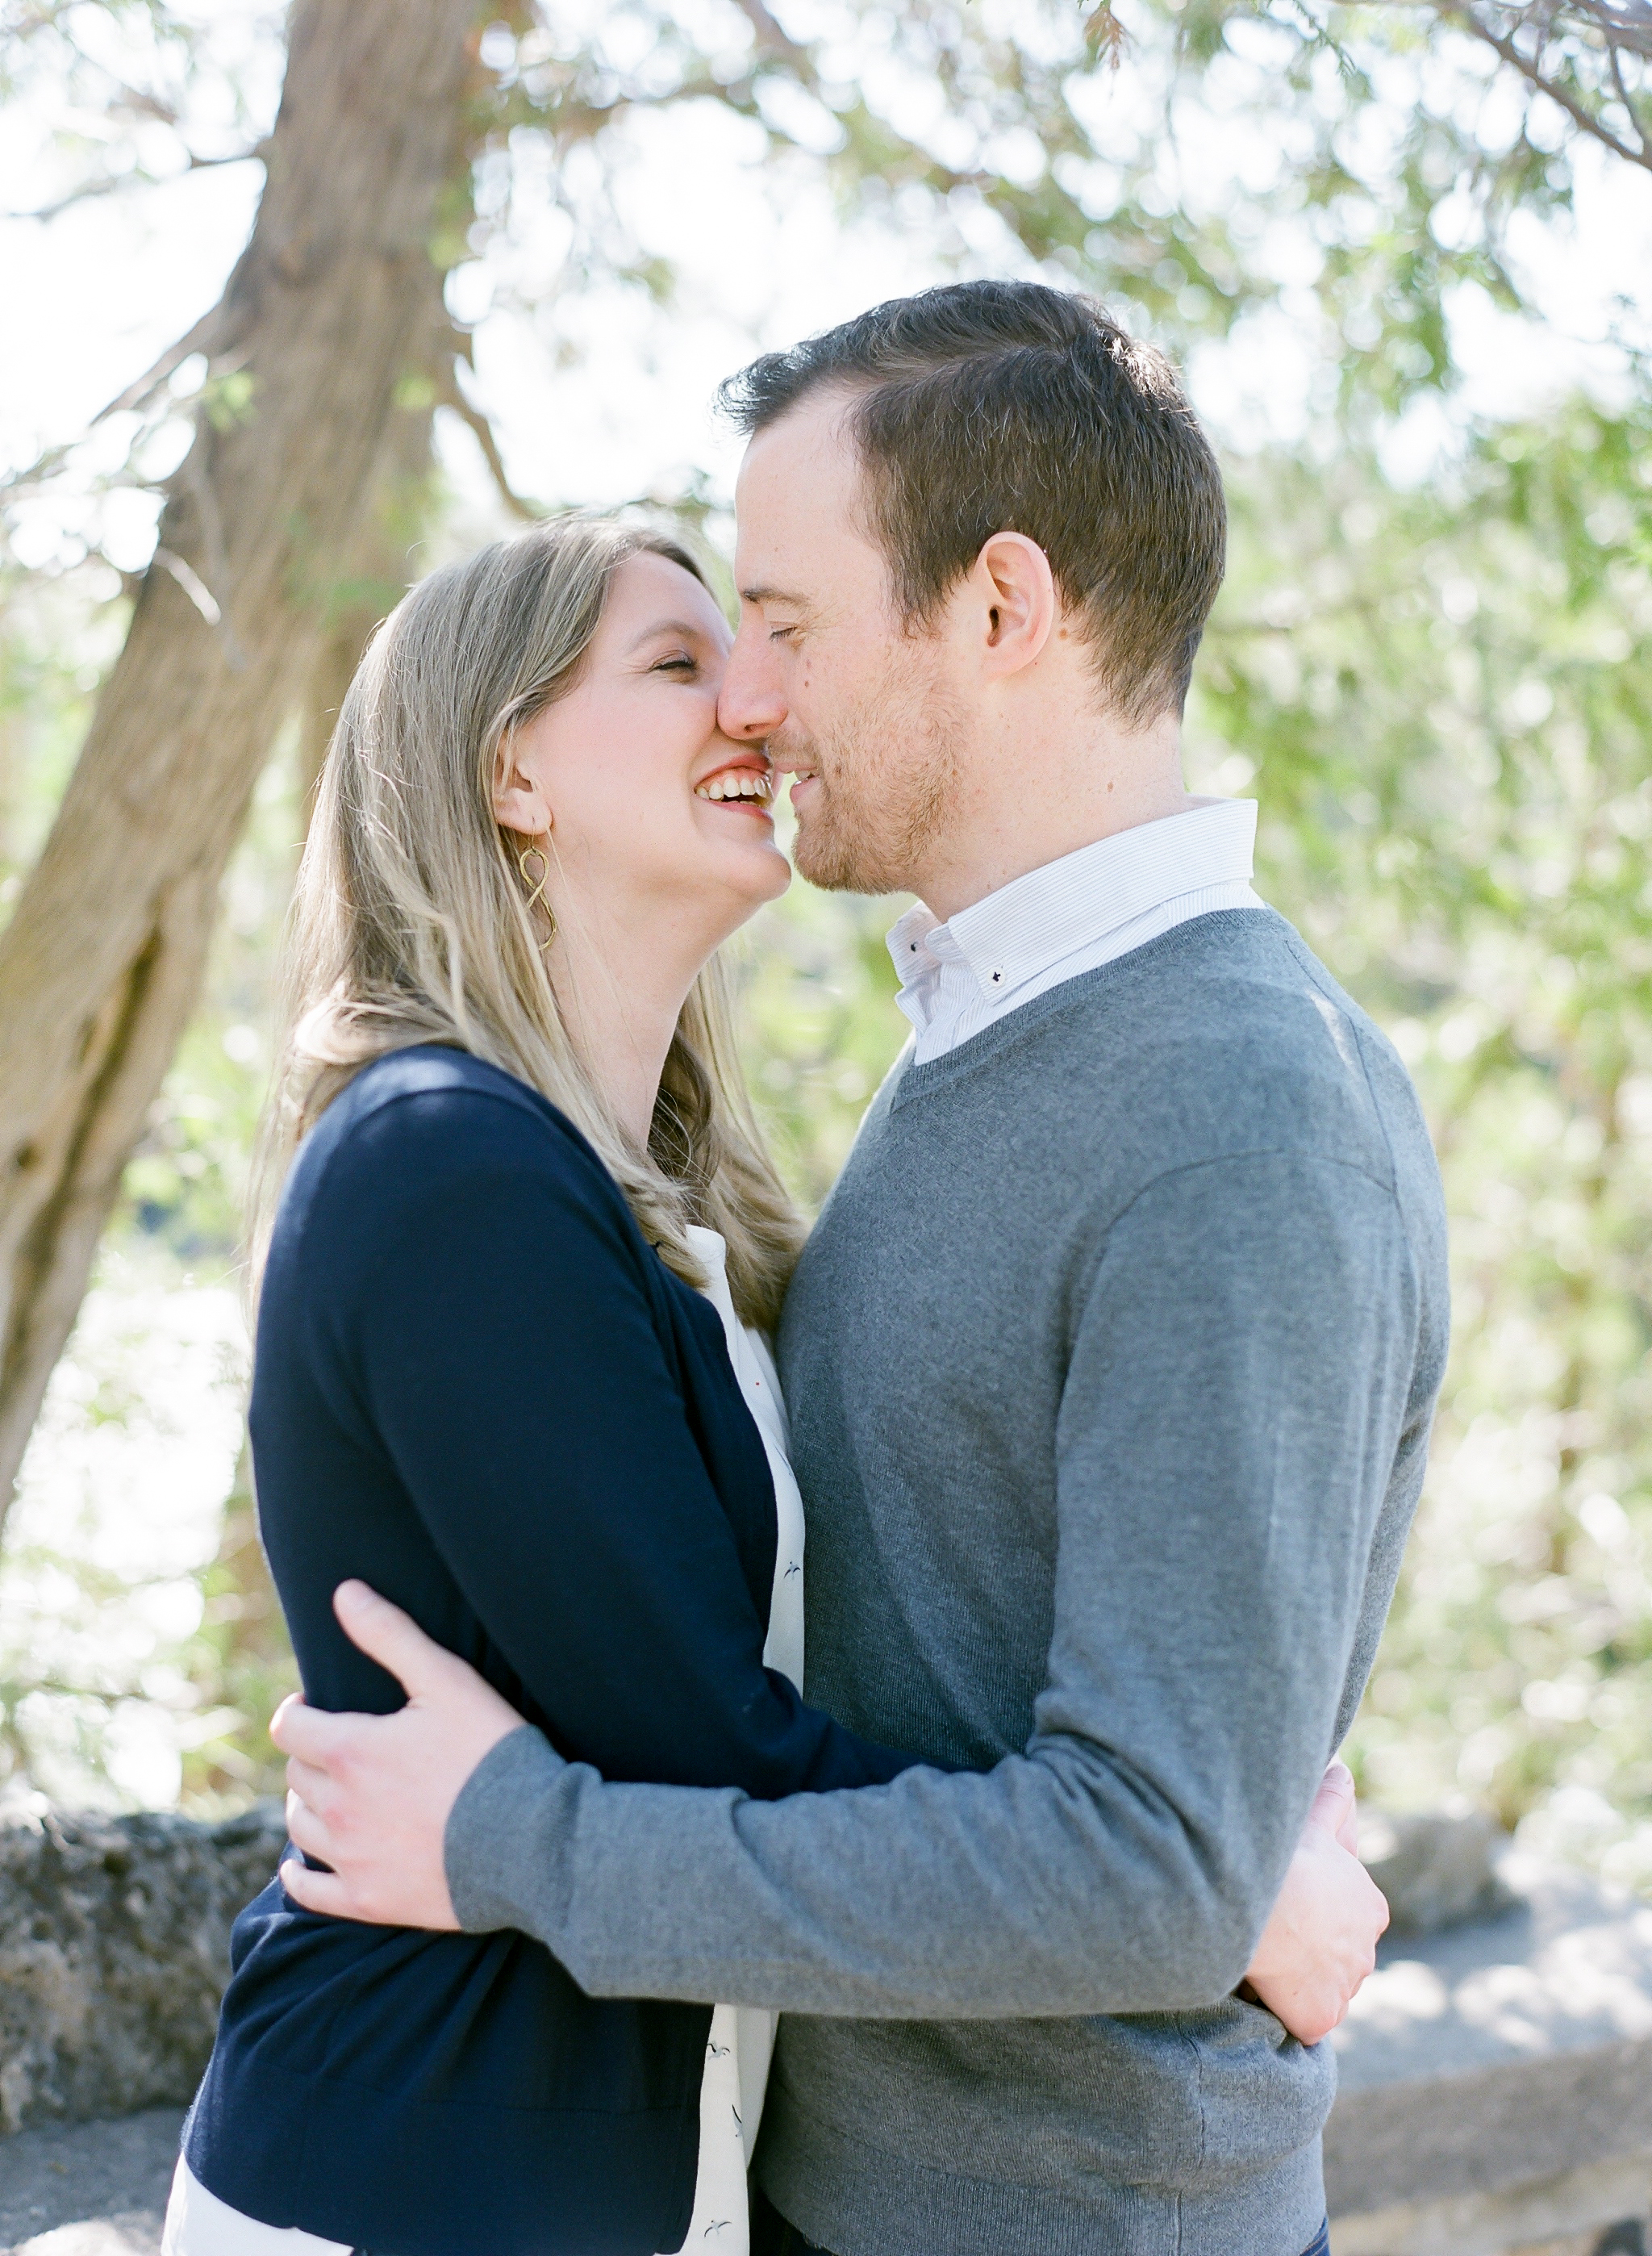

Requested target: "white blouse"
[{"left": 671, "top": 1226, "right": 806, "bottom": 2255}]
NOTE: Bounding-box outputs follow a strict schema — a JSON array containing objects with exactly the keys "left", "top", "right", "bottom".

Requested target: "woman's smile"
[{"left": 694, "top": 755, "right": 775, "bottom": 817}]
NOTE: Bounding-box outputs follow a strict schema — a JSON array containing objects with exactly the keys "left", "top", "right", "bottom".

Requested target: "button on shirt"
[{"left": 888, "top": 799, "right": 1265, "bottom": 1065}]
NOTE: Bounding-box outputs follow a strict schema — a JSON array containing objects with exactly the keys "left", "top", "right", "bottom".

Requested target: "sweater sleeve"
[
  {"left": 321, "top": 1085, "right": 913, "bottom": 1799},
  {"left": 445, "top": 1149, "right": 1422, "bottom": 2016}
]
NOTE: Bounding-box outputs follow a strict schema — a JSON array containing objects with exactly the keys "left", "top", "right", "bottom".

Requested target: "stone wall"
[
  {"left": 3, "top": 1801, "right": 1651, "bottom": 2256},
  {"left": 0, "top": 1804, "right": 285, "bottom": 2136},
  {"left": 1328, "top": 1852, "right": 1652, "bottom": 2255}
]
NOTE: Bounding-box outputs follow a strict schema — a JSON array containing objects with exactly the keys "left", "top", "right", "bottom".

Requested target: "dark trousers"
[
  {"left": 753, "top": 2186, "right": 1333, "bottom": 2256},
  {"left": 749, "top": 2188, "right": 830, "bottom": 2256}
]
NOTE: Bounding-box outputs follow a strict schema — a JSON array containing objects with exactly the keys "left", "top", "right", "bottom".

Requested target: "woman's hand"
[{"left": 1243, "top": 1761, "right": 1389, "bottom": 2045}]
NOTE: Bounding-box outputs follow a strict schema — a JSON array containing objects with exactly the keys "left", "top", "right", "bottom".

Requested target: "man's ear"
[
  {"left": 972, "top": 531, "right": 1058, "bottom": 681},
  {"left": 491, "top": 725, "right": 553, "bottom": 838}
]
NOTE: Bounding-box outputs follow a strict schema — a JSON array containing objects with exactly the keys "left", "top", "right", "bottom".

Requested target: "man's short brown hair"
[{"left": 720, "top": 281, "right": 1226, "bottom": 723}]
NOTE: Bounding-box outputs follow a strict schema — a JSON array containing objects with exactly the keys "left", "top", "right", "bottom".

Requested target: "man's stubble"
[{"left": 785, "top": 645, "right": 966, "bottom": 898}]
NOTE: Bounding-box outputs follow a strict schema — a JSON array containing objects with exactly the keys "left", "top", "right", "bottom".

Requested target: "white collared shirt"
[{"left": 888, "top": 799, "right": 1265, "bottom": 1065}]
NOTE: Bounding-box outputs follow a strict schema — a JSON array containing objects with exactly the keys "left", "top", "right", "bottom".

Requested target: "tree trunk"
[
  {"left": 295, "top": 346, "right": 444, "bottom": 820},
  {"left": 0, "top": 0, "right": 487, "bottom": 1530}
]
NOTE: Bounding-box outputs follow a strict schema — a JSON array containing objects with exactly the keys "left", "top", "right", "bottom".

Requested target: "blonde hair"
[{"left": 254, "top": 514, "right": 803, "bottom": 1331}]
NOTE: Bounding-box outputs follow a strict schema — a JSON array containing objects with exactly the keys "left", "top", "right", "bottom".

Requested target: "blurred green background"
[{"left": 1, "top": 0, "right": 1649, "bottom": 1899}]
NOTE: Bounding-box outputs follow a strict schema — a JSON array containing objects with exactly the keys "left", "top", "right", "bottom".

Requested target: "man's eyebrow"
[{"left": 738, "top": 583, "right": 812, "bottom": 612}]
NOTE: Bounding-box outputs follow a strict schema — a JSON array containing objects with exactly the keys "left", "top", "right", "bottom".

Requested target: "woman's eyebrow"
[{"left": 624, "top": 616, "right": 719, "bottom": 653}]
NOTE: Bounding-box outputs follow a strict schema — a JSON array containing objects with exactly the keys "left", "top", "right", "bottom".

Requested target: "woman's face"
[{"left": 496, "top": 552, "right": 791, "bottom": 950}]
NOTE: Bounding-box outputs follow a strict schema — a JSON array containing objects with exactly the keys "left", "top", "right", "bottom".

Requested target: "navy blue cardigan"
[{"left": 185, "top": 1047, "right": 916, "bottom": 2256}]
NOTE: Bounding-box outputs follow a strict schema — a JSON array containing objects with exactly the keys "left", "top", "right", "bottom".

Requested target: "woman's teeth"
[{"left": 695, "top": 771, "right": 772, "bottom": 803}]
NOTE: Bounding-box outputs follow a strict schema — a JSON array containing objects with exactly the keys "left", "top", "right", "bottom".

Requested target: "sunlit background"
[{"left": 1, "top": 0, "right": 1650, "bottom": 1895}]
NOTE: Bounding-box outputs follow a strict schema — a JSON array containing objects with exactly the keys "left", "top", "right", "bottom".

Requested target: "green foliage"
[
  {"left": 0, "top": 0, "right": 274, "bottom": 218},
  {"left": 0, "top": 1238, "right": 251, "bottom": 1812},
  {"left": 0, "top": 570, "right": 124, "bottom": 886},
  {"left": 2, "top": 0, "right": 1650, "bottom": 1872},
  {"left": 173, "top": 1440, "right": 298, "bottom": 1806},
  {"left": 1192, "top": 399, "right": 1652, "bottom": 1844},
  {"left": 739, "top": 881, "right": 912, "bottom": 1211}
]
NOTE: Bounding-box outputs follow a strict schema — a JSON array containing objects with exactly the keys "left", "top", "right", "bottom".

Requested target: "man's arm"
[
  {"left": 286, "top": 1152, "right": 1416, "bottom": 2020},
  {"left": 280, "top": 1612, "right": 1386, "bottom": 2042}
]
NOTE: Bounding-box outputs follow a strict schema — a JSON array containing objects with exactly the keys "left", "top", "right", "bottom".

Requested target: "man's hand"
[
  {"left": 1243, "top": 1761, "right": 1390, "bottom": 2045},
  {"left": 273, "top": 1581, "right": 525, "bottom": 1928}
]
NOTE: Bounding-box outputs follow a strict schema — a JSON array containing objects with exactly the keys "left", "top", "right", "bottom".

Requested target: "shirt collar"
[{"left": 886, "top": 800, "right": 1258, "bottom": 1003}]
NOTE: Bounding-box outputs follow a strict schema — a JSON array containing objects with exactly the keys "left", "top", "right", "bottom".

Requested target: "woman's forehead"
[{"left": 605, "top": 550, "right": 730, "bottom": 645}]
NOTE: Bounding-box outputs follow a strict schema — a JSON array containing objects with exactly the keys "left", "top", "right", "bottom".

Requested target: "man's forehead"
[
  {"left": 737, "top": 394, "right": 859, "bottom": 508},
  {"left": 733, "top": 394, "right": 871, "bottom": 585}
]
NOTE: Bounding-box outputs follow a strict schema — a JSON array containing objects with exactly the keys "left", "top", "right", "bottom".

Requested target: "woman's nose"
[{"left": 719, "top": 627, "right": 787, "bottom": 742}]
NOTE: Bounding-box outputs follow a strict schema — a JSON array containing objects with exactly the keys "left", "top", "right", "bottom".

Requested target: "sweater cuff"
[{"left": 444, "top": 1722, "right": 569, "bottom": 1934}]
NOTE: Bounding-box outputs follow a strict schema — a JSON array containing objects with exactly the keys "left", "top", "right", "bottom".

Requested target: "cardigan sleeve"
[{"left": 311, "top": 1081, "right": 915, "bottom": 1799}]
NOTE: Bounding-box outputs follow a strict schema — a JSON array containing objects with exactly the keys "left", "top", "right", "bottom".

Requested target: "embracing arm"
[
  {"left": 436, "top": 1151, "right": 1418, "bottom": 2017},
  {"left": 323, "top": 1085, "right": 915, "bottom": 1801}
]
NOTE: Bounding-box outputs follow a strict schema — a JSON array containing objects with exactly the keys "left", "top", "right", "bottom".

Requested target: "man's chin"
[{"left": 793, "top": 816, "right": 895, "bottom": 896}]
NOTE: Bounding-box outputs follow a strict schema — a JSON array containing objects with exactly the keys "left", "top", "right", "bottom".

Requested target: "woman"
[{"left": 166, "top": 516, "right": 1379, "bottom": 2256}]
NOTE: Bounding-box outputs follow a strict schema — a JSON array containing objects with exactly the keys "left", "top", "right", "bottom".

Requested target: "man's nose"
[{"left": 719, "top": 623, "right": 788, "bottom": 744}]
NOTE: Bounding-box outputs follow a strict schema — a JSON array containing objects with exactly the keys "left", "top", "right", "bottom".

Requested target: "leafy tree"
[
  {"left": 0, "top": 0, "right": 1647, "bottom": 1849},
  {"left": 1198, "top": 399, "right": 1652, "bottom": 1841},
  {"left": 0, "top": 0, "right": 488, "bottom": 1527}
]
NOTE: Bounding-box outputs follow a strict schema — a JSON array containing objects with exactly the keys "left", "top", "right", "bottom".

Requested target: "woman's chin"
[
  {"left": 705, "top": 826, "right": 792, "bottom": 907},
  {"left": 735, "top": 856, "right": 793, "bottom": 918}
]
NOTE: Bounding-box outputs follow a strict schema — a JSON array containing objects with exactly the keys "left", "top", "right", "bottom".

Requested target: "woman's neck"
[{"left": 548, "top": 908, "right": 707, "bottom": 1149}]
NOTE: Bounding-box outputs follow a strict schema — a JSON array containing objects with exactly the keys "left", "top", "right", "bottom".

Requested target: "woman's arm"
[{"left": 314, "top": 1080, "right": 917, "bottom": 1799}]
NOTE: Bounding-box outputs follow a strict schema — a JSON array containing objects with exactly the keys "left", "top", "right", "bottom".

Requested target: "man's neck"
[
  {"left": 914, "top": 767, "right": 1198, "bottom": 924},
  {"left": 899, "top": 688, "right": 1195, "bottom": 922}
]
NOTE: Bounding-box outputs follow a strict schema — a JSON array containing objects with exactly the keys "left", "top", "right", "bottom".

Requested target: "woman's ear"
[
  {"left": 973, "top": 532, "right": 1058, "bottom": 679},
  {"left": 491, "top": 726, "right": 553, "bottom": 839}
]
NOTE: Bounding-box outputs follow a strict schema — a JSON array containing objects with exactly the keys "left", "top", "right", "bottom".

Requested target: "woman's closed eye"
[{"left": 651, "top": 651, "right": 700, "bottom": 677}]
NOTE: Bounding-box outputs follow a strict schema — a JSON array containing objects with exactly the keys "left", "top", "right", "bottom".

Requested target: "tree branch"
[
  {"left": 0, "top": 2, "right": 73, "bottom": 44},
  {"left": 0, "top": 307, "right": 234, "bottom": 512},
  {"left": 1429, "top": 0, "right": 1652, "bottom": 168},
  {"left": 7, "top": 141, "right": 269, "bottom": 224},
  {"left": 1569, "top": 0, "right": 1652, "bottom": 61},
  {"left": 98, "top": 306, "right": 230, "bottom": 422},
  {"left": 438, "top": 350, "right": 540, "bottom": 520},
  {"left": 1605, "top": 31, "right": 1652, "bottom": 145},
  {"left": 729, "top": 0, "right": 812, "bottom": 69}
]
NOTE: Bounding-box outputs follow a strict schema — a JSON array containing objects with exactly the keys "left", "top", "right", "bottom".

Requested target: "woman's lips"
[{"left": 694, "top": 760, "right": 774, "bottom": 817}]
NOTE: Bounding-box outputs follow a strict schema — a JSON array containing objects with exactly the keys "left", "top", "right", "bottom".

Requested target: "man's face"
[{"left": 720, "top": 391, "right": 963, "bottom": 897}]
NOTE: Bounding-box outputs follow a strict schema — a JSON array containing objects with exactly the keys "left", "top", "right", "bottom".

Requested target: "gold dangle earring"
[{"left": 517, "top": 838, "right": 557, "bottom": 950}]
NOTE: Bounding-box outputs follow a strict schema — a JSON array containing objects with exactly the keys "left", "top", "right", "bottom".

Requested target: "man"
[{"left": 276, "top": 281, "right": 1448, "bottom": 2256}]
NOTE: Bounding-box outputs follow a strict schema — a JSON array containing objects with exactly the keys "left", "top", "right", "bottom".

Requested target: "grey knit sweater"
[{"left": 448, "top": 907, "right": 1450, "bottom": 2256}]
